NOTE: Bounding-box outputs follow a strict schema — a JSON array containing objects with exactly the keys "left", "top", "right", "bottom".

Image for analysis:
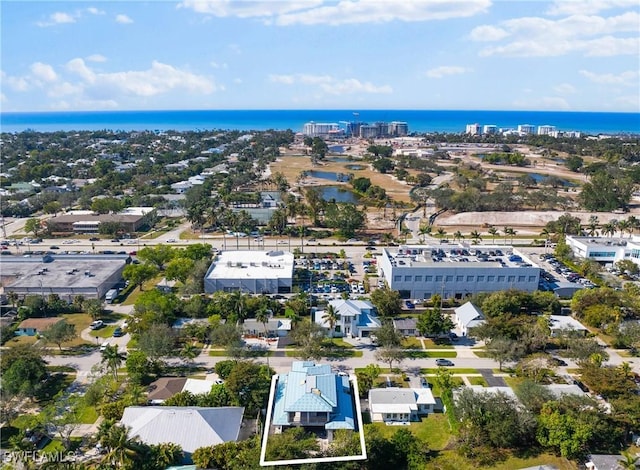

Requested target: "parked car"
[
  {"left": 89, "top": 237, "right": 100, "bottom": 241},
  {"left": 90, "top": 320, "right": 104, "bottom": 330},
  {"left": 112, "top": 327, "right": 124, "bottom": 337},
  {"left": 435, "top": 359, "right": 454, "bottom": 367},
  {"left": 405, "top": 300, "right": 415, "bottom": 309},
  {"left": 49, "top": 245, "right": 59, "bottom": 250},
  {"left": 420, "top": 377, "right": 429, "bottom": 388},
  {"left": 99, "top": 341, "right": 110, "bottom": 351}
]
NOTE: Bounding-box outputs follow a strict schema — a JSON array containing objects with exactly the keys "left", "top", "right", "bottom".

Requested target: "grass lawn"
[
  {"left": 94, "top": 325, "right": 117, "bottom": 338},
  {"left": 468, "top": 376, "right": 488, "bottom": 386},
  {"left": 429, "top": 377, "right": 465, "bottom": 397},
  {"left": 422, "top": 338, "right": 455, "bottom": 349},
  {"left": 405, "top": 350, "right": 457, "bottom": 359},
  {"left": 5, "top": 335, "right": 38, "bottom": 346},
  {"left": 324, "top": 338, "right": 353, "bottom": 348},
  {"left": 427, "top": 449, "right": 576, "bottom": 470},
  {"left": 369, "top": 414, "right": 453, "bottom": 450},
  {"left": 473, "top": 350, "right": 489, "bottom": 358},
  {"left": 502, "top": 376, "right": 526, "bottom": 389},
  {"left": 121, "top": 277, "right": 163, "bottom": 306},
  {"left": 401, "top": 337, "right": 423, "bottom": 349},
  {"left": 59, "top": 313, "right": 94, "bottom": 347},
  {"left": 76, "top": 403, "right": 99, "bottom": 424}
]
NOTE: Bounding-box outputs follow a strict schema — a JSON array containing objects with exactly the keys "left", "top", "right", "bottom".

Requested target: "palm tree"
[
  {"left": 470, "top": 230, "right": 482, "bottom": 245},
  {"left": 586, "top": 215, "right": 599, "bottom": 236},
  {"left": 618, "top": 219, "right": 630, "bottom": 238},
  {"left": 488, "top": 226, "right": 498, "bottom": 241},
  {"left": 180, "top": 343, "right": 199, "bottom": 364},
  {"left": 101, "top": 424, "right": 144, "bottom": 469},
  {"left": 627, "top": 215, "right": 639, "bottom": 237},
  {"left": 255, "top": 307, "right": 270, "bottom": 337},
  {"left": 322, "top": 304, "right": 340, "bottom": 339},
  {"left": 602, "top": 222, "right": 617, "bottom": 237},
  {"left": 502, "top": 226, "right": 511, "bottom": 245},
  {"left": 418, "top": 225, "right": 432, "bottom": 244},
  {"left": 620, "top": 452, "right": 639, "bottom": 470},
  {"left": 101, "top": 345, "right": 126, "bottom": 380},
  {"left": 453, "top": 231, "right": 463, "bottom": 243},
  {"left": 229, "top": 291, "right": 247, "bottom": 325},
  {"left": 436, "top": 227, "right": 446, "bottom": 240}
]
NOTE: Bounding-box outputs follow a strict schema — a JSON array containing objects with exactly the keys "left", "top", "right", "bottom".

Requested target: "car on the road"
[
  {"left": 112, "top": 327, "right": 124, "bottom": 337},
  {"left": 550, "top": 357, "right": 567, "bottom": 367},
  {"left": 99, "top": 341, "right": 110, "bottom": 351},
  {"left": 89, "top": 237, "right": 100, "bottom": 241},
  {"left": 49, "top": 245, "right": 60, "bottom": 250},
  {"left": 110, "top": 238, "right": 120, "bottom": 243},
  {"left": 90, "top": 320, "right": 104, "bottom": 330},
  {"left": 435, "top": 359, "right": 454, "bottom": 367},
  {"left": 166, "top": 238, "right": 176, "bottom": 243},
  {"left": 365, "top": 246, "right": 377, "bottom": 251},
  {"left": 405, "top": 300, "right": 415, "bottom": 309}
]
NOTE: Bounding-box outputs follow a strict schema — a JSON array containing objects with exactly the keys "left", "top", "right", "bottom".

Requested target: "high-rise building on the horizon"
[
  {"left": 302, "top": 122, "right": 341, "bottom": 137},
  {"left": 389, "top": 121, "right": 409, "bottom": 136},
  {"left": 537, "top": 125, "right": 557, "bottom": 136},
  {"left": 465, "top": 123, "right": 481, "bottom": 135},
  {"left": 483, "top": 125, "right": 498, "bottom": 135},
  {"left": 518, "top": 124, "right": 535, "bottom": 135}
]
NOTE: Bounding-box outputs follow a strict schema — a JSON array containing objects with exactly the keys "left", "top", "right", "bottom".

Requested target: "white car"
[
  {"left": 90, "top": 320, "right": 104, "bottom": 330},
  {"left": 99, "top": 341, "right": 110, "bottom": 351}
]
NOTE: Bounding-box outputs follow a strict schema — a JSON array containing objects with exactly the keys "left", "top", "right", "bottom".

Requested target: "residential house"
[
  {"left": 15, "top": 317, "right": 63, "bottom": 336},
  {"left": 392, "top": 318, "right": 417, "bottom": 336},
  {"left": 147, "top": 377, "right": 219, "bottom": 404},
  {"left": 315, "top": 299, "right": 381, "bottom": 338},
  {"left": 454, "top": 302, "right": 485, "bottom": 336},
  {"left": 243, "top": 318, "right": 291, "bottom": 338},
  {"left": 548, "top": 315, "right": 589, "bottom": 338},
  {"left": 368, "top": 387, "right": 436, "bottom": 423},
  {"left": 270, "top": 361, "right": 357, "bottom": 441},
  {"left": 586, "top": 454, "right": 629, "bottom": 470},
  {"left": 120, "top": 406, "right": 244, "bottom": 462}
]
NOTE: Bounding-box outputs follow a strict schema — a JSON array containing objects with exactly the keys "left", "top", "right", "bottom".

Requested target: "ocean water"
[{"left": 1, "top": 109, "right": 639, "bottom": 135}]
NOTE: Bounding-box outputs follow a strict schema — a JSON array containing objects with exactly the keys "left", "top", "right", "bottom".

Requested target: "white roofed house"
[
  {"left": 548, "top": 315, "right": 588, "bottom": 338},
  {"left": 368, "top": 387, "right": 436, "bottom": 423},
  {"left": 120, "top": 406, "right": 245, "bottom": 462},
  {"left": 243, "top": 318, "right": 292, "bottom": 338},
  {"left": 315, "top": 299, "right": 381, "bottom": 339},
  {"left": 454, "top": 302, "right": 486, "bottom": 336}
]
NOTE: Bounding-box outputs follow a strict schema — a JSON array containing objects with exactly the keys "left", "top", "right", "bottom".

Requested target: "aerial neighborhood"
[{"left": 2, "top": 125, "right": 640, "bottom": 470}]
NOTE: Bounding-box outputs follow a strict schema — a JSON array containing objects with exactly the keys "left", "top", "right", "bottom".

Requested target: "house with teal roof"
[{"left": 270, "top": 361, "right": 356, "bottom": 441}]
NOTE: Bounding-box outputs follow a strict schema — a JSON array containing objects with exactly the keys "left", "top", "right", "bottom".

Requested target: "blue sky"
[{"left": 1, "top": 0, "right": 639, "bottom": 112}]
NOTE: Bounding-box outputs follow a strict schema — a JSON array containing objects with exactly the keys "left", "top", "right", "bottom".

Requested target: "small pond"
[
  {"left": 528, "top": 173, "right": 576, "bottom": 187},
  {"left": 320, "top": 186, "right": 360, "bottom": 203},
  {"left": 345, "top": 164, "right": 365, "bottom": 170},
  {"left": 308, "top": 170, "right": 350, "bottom": 182}
]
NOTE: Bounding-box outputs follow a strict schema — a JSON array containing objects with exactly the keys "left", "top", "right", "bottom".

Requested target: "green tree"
[
  {"left": 323, "top": 202, "right": 366, "bottom": 239},
  {"left": 375, "top": 346, "right": 406, "bottom": 371},
  {"left": 2, "top": 351, "right": 47, "bottom": 396},
  {"left": 41, "top": 320, "right": 76, "bottom": 351},
  {"left": 370, "top": 287, "right": 402, "bottom": 318},
  {"left": 137, "top": 245, "right": 175, "bottom": 270},
  {"left": 84, "top": 298, "right": 104, "bottom": 320},
  {"left": 24, "top": 218, "right": 42, "bottom": 237},
  {"left": 373, "top": 322, "right": 403, "bottom": 348},
  {"left": 101, "top": 344, "right": 126, "bottom": 380},
  {"left": 224, "top": 361, "right": 272, "bottom": 413},
  {"left": 138, "top": 324, "right": 176, "bottom": 360},
  {"left": 122, "top": 263, "right": 158, "bottom": 292},
  {"left": 265, "top": 427, "right": 320, "bottom": 461},
  {"left": 100, "top": 424, "right": 146, "bottom": 469},
  {"left": 416, "top": 306, "right": 454, "bottom": 338},
  {"left": 289, "top": 322, "right": 325, "bottom": 360},
  {"left": 98, "top": 221, "right": 125, "bottom": 237},
  {"left": 125, "top": 350, "right": 153, "bottom": 385},
  {"left": 164, "top": 257, "right": 195, "bottom": 284},
  {"left": 486, "top": 337, "right": 523, "bottom": 371}
]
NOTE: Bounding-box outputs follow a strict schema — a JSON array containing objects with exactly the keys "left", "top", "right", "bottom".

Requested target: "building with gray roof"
[
  {"left": 454, "top": 302, "right": 485, "bottom": 336},
  {"left": 377, "top": 245, "right": 540, "bottom": 301},
  {"left": 0, "top": 254, "right": 128, "bottom": 301},
  {"left": 368, "top": 387, "right": 436, "bottom": 423},
  {"left": 315, "top": 299, "right": 381, "bottom": 338},
  {"left": 120, "top": 406, "right": 244, "bottom": 461}
]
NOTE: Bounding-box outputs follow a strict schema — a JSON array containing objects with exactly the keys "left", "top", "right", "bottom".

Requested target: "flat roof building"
[
  {"left": 566, "top": 235, "right": 640, "bottom": 267},
  {"left": 0, "top": 254, "right": 128, "bottom": 301},
  {"left": 377, "top": 245, "right": 540, "bottom": 300},
  {"left": 203, "top": 250, "right": 294, "bottom": 294}
]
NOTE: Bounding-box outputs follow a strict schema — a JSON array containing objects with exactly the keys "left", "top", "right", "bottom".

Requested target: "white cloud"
[
  {"left": 65, "top": 59, "right": 217, "bottom": 97},
  {"left": 37, "top": 11, "right": 76, "bottom": 27},
  {"left": 210, "top": 61, "right": 228, "bottom": 69},
  {"left": 269, "top": 73, "right": 392, "bottom": 95},
  {"left": 554, "top": 83, "right": 577, "bottom": 94},
  {"left": 180, "top": 0, "right": 491, "bottom": 25},
  {"left": 580, "top": 69, "right": 639, "bottom": 86},
  {"left": 469, "top": 25, "right": 508, "bottom": 41},
  {"left": 48, "top": 82, "right": 83, "bottom": 98},
  {"left": 179, "top": 0, "right": 323, "bottom": 18},
  {"left": 87, "top": 7, "right": 105, "bottom": 15},
  {"left": 115, "top": 14, "right": 134, "bottom": 24},
  {"left": 472, "top": 11, "right": 640, "bottom": 57},
  {"left": 30, "top": 62, "right": 58, "bottom": 82},
  {"left": 425, "top": 66, "right": 471, "bottom": 78},
  {"left": 546, "top": 0, "right": 638, "bottom": 16},
  {"left": 86, "top": 54, "right": 107, "bottom": 63}
]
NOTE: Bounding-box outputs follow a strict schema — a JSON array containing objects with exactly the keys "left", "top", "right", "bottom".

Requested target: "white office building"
[
  {"left": 377, "top": 245, "right": 540, "bottom": 300},
  {"left": 537, "top": 125, "right": 557, "bottom": 136},
  {"left": 465, "top": 123, "right": 481, "bottom": 135},
  {"left": 302, "top": 122, "right": 340, "bottom": 137},
  {"left": 565, "top": 235, "right": 640, "bottom": 267},
  {"left": 483, "top": 125, "right": 498, "bottom": 135},
  {"left": 518, "top": 124, "right": 535, "bottom": 135},
  {"left": 204, "top": 250, "right": 294, "bottom": 294}
]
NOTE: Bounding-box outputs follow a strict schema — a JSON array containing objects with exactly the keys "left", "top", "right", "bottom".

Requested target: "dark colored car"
[
  {"left": 420, "top": 377, "right": 429, "bottom": 388},
  {"left": 112, "top": 327, "right": 124, "bottom": 337},
  {"left": 405, "top": 301, "right": 415, "bottom": 309},
  {"left": 89, "top": 237, "right": 100, "bottom": 241},
  {"left": 49, "top": 245, "right": 60, "bottom": 250},
  {"left": 435, "top": 359, "right": 454, "bottom": 367}
]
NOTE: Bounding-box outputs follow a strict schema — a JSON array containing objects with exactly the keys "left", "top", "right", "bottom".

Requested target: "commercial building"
[
  {"left": 537, "top": 125, "right": 557, "bottom": 135},
  {"left": 377, "top": 245, "right": 540, "bottom": 300},
  {"left": 518, "top": 124, "right": 536, "bottom": 135},
  {"left": 565, "top": 235, "right": 640, "bottom": 267},
  {"left": 302, "top": 122, "right": 341, "bottom": 137},
  {"left": 465, "top": 123, "right": 481, "bottom": 135},
  {"left": 203, "top": 250, "right": 294, "bottom": 294},
  {"left": 46, "top": 207, "right": 156, "bottom": 234},
  {"left": 483, "top": 125, "right": 498, "bottom": 135},
  {"left": 0, "top": 254, "right": 128, "bottom": 301}
]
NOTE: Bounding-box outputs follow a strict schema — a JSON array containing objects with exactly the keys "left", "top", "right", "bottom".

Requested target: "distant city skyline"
[{"left": 1, "top": 0, "right": 639, "bottom": 113}]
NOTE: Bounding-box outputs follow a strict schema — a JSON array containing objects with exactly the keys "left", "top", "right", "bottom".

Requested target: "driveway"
[{"left": 478, "top": 368, "right": 507, "bottom": 387}]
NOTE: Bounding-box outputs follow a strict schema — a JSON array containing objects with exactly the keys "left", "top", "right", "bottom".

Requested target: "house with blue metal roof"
[{"left": 270, "top": 361, "right": 356, "bottom": 441}]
